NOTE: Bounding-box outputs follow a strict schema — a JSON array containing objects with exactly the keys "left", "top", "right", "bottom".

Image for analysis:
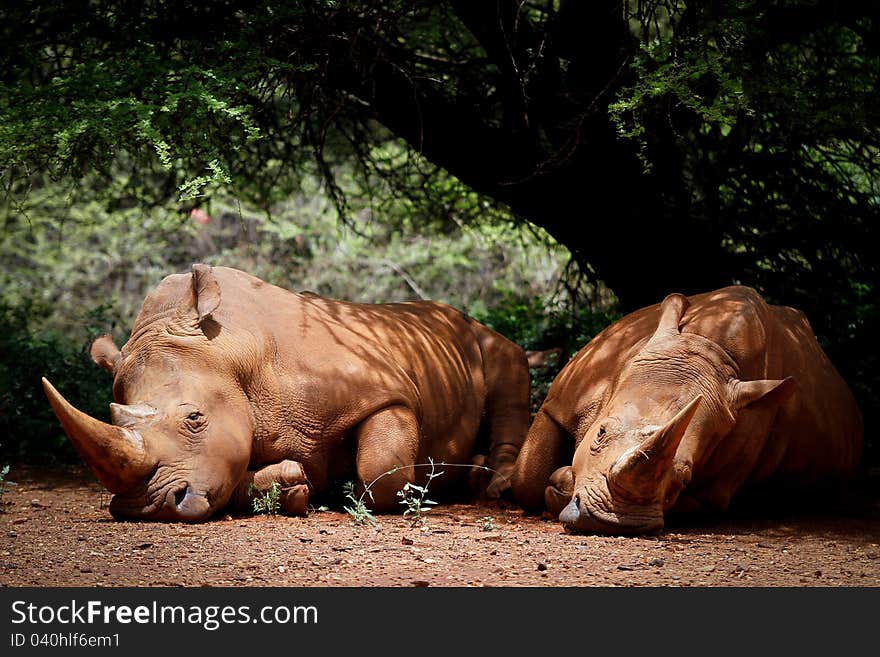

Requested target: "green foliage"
[
  {"left": 249, "top": 481, "right": 282, "bottom": 516},
  {"left": 396, "top": 458, "right": 442, "bottom": 527},
  {"left": 0, "top": 298, "right": 112, "bottom": 462},
  {"left": 475, "top": 297, "right": 621, "bottom": 414},
  {"left": 475, "top": 296, "right": 618, "bottom": 356},
  {"left": 342, "top": 481, "right": 377, "bottom": 527},
  {"left": 0, "top": 464, "right": 15, "bottom": 500}
]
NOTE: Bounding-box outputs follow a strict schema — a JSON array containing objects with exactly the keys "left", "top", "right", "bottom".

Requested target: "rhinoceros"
[
  {"left": 42, "top": 264, "right": 530, "bottom": 522},
  {"left": 511, "top": 286, "right": 863, "bottom": 534}
]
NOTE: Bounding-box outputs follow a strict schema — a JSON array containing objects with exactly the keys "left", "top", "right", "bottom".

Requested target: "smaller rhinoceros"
[
  {"left": 511, "top": 286, "right": 863, "bottom": 534},
  {"left": 43, "top": 264, "right": 530, "bottom": 522}
]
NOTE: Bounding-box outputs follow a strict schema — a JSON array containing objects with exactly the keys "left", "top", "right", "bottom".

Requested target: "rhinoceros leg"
[
  {"left": 467, "top": 454, "right": 494, "bottom": 497},
  {"left": 354, "top": 405, "right": 419, "bottom": 512},
  {"left": 476, "top": 328, "right": 531, "bottom": 498},
  {"left": 229, "top": 460, "right": 311, "bottom": 516},
  {"left": 511, "top": 409, "right": 573, "bottom": 512},
  {"left": 545, "top": 466, "right": 575, "bottom": 517}
]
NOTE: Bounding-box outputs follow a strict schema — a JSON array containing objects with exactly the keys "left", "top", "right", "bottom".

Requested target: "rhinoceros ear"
[
  {"left": 655, "top": 293, "right": 689, "bottom": 335},
  {"left": 191, "top": 263, "right": 221, "bottom": 323},
  {"left": 730, "top": 376, "right": 797, "bottom": 410},
  {"left": 90, "top": 335, "right": 122, "bottom": 375}
]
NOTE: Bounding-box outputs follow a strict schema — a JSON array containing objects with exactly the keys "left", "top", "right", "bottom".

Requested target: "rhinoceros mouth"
[
  {"left": 560, "top": 491, "right": 664, "bottom": 535},
  {"left": 562, "top": 506, "right": 663, "bottom": 535},
  {"left": 109, "top": 476, "right": 191, "bottom": 521}
]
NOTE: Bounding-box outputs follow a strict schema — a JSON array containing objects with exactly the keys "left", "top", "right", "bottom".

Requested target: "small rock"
[
  {"left": 7, "top": 531, "right": 16, "bottom": 538},
  {"left": 537, "top": 562, "right": 548, "bottom": 571},
  {"left": 649, "top": 558, "right": 665, "bottom": 567},
  {"left": 133, "top": 543, "right": 153, "bottom": 550},
  {"left": 701, "top": 565, "right": 716, "bottom": 573},
  {"left": 489, "top": 550, "right": 497, "bottom": 556},
  {"left": 617, "top": 564, "right": 635, "bottom": 571},
  {"left": 79, "top": 567, "right": 93, "bottom": 573},
  {"left": 401, "top": 537, "right": 414, "bottom": 545},
  {"left": 278, "top": 566, "right": 286, "bottom": 573},
  {"left": 298, "top": 537, "right": 313, "bottom": 543},
  {"left": 815, "top": 570, "right": 822, "bottom": 578},
  {"left": 411, "top": 580, "right": 430, "bottom": 587},
  {"left": 12, "top": 518, "right": 27, "bottom": 525}
]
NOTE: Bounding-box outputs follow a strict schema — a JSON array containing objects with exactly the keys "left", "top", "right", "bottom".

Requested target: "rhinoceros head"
[
  {"left": 43, "top": 264, "right": 255, "bottom": 522},
  {"left": 560, "top": 292, "right": 796, "bottom": 534}
]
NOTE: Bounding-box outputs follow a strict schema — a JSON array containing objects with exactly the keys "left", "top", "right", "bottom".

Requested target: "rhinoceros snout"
[{"left": 173, "top": 487, "right": 212, "bottom": 522}]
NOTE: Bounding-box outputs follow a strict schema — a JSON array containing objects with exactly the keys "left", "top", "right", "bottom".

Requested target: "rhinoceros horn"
[
  {"left": 654, "top": 292, "right": 690, "bottom": 335},
  {"left": 611, "top": 395, "right": 703, "bottom": 492},
  {"left": 41, "top": 377, "right": 152, "bottom": 494}
]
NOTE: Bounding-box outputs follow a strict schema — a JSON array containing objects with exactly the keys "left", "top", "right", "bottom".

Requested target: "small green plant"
[
  {"left": 343, "top": 480, "right": 378, "bottom": 526},
  {"left": 249, "top": 481, "right": 282, "bottom": 516},
  {"left": 0, "top": 465, "right": 14, "bottom": 500},
  {"left": 480, "top": 516, "right": 496, "bottom": 532},
  {"left": 344, "top": 459, "right": 504, "bottom": 528},
  {"left": 397, "top": 458, "right": 442, "bottom": 526}
]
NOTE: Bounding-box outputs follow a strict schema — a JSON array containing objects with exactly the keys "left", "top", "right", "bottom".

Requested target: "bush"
[
  {"left": 474, "top": 296, "right": 620, "bottom": 415},
  {"left": 0, "top": 299, "right": 114, "bottom": 463}
]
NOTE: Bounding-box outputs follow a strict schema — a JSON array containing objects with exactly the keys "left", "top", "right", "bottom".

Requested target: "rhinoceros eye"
[
  {"left": 183, "top": 410, "right": 207, "bottom": 434},
  {"left": 591, "top": 425, "right": 610, "bottom": 452}
]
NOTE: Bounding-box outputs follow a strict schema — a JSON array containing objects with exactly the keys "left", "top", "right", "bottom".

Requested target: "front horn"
[
  {"left": 611, "top": 395, "right": 703, "bottom": 490},
  {"left": 41, "top": 377, "right": 151, "bottom": 494}
]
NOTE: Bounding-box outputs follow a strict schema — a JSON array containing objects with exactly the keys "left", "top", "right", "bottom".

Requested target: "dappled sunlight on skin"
[
  {"left": 44, "top": 265, "right": 531, "bottom": 522},
  {"left": 513, "top": 286, "right": 863, "bottom": 535}
]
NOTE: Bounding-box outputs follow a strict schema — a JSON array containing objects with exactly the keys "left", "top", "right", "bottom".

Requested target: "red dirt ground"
[{"left": 1, "top": 464, "right": 879, "bottom": 587}]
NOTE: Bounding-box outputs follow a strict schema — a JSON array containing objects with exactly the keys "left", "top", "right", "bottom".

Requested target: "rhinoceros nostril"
[
  {"left": 559, "top": 496, "right": 582, "bottom": 526},
  {"left": 174, "top": 485, "right": 188, "bottom": 507}
]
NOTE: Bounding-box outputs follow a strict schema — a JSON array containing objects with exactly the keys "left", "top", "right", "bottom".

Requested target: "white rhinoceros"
[
  {"left": 44, "top": 264, "right": 530, "bottom": 522},
  {"left": 512, "top": 286, "right": 863, "bottom": 534}
]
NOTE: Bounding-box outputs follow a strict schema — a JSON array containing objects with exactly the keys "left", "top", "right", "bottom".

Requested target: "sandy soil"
[{"left": 1, "top": 464, "right": 879, "bottom": 587}]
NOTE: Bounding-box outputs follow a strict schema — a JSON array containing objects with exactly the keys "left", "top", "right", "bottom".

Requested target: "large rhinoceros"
[
  {"left": 511, "top": 286, "right": 863, "bottom": 534},
  {"left": 43, "top": 264, "right": 530, "bottom": 522}
]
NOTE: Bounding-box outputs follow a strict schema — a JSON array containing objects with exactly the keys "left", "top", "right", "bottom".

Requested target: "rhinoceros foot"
[{"left": 231, "top": 460, "right": 311, "bottom": 516}]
